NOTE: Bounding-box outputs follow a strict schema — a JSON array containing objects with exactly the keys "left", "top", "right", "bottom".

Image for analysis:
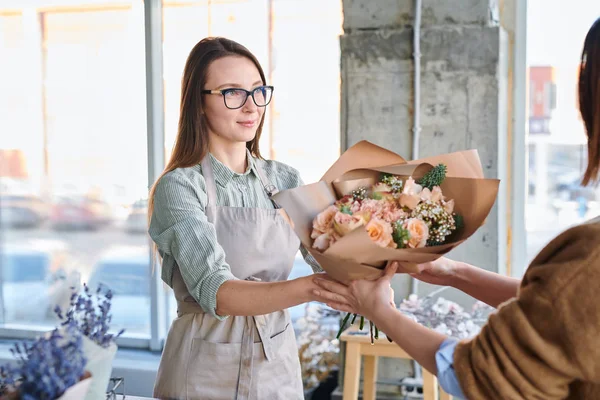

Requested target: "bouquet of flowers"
[
  {"left": 273, "top": 141, "right": 499, "bottom": 281},
  {"left": 54, "top": 284, "right": 124, "bottom": 400},
  {"left": 0, "top": 325, "right": 92, "bottom": 400},
  {"left": 311, "top": 165, "right": 462, "bottom": 252}
]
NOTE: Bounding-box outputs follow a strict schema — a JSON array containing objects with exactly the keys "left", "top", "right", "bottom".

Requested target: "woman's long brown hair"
[{"left": 580, "top": 17, "right": 600, "bottom": 186}]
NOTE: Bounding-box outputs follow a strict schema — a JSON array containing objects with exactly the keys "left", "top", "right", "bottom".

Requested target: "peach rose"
[
  {"left": 333, "top": 210, "right": 369, "bottom": 236},
  {"left": 404, "top": 218, "right": 429, "bottom": 248},
  {"left": 444, "top": 199, "right": 455, "bottom": 214},
  {"left": 431, "top": 186, "right": 443, "bottom": 203},
  {"left": 399, "top": 193, "right": 421, "bottom": 210},
  {"left": 311, "top": 205, "right": 338, "bottom": 239},
  {"left": 365, "top": 218, "right": 396, "bottom": 248}
]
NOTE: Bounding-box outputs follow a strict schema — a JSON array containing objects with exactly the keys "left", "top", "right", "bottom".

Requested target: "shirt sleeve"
[
  {"left": 149, "top": 171, "right": 238, "bottom": 320},
  {"left": 435, "top": 339, "right": 466, "bottom": 399}
]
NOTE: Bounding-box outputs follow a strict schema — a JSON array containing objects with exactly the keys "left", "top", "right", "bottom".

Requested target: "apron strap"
[
  {"left": 236, "top": 315, "right": 255, "bottom": 400},
  {"left": 200, "top": 156, "right": 218, "bottom": 223},
  {"left": 254, "top": 162, "right": 281, "bottom": 209}
]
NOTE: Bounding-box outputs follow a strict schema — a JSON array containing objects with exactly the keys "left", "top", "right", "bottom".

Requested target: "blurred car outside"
[
  {"left": 124, "top": 199, "right": 148, "bottom": 234},
  {"left": 49, "top": 194, "right": 112, "bottom": 231},
  {"left": 1, "top": 240, "right": 81, "bottom": 325},
  {"left": 87, "top": 246, "right": 161, "bottom": 335}
]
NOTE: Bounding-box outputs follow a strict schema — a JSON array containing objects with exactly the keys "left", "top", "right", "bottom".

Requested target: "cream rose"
[
  {"left": 311, "top": 205, "right": 338, "bottom": 239},
  {"left": 403, "top": 177, "right": 423, "bottom": 195},
  {"left": 420, "top": 187, "right": 432, "bottom": 201},
  {"left": 404, "top": 218, "right": 429, "bottom": 248},
  {"left": 431, "top": 186, "right": 444, "bottom": 203},
  {"left": 444, "top": 199, "right": 455, "bottom": 214},
  {"left": 365, "top": 218, "right": 396, "bottom": 248}
]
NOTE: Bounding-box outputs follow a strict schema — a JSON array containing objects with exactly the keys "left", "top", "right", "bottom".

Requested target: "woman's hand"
[
  {"left": 311, "top": 261, "right": 399, "bottom": 321},
  {"left": 405, "top": 257, "right": 462, "bottom": 287}
]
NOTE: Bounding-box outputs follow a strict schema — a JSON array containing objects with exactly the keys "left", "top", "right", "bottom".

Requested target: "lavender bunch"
[
  {"left": 0, "top": 325, "right": 87, "bottom": 400},
  {"left": 54, "top": 284, "right": 124, "bottom": 348}
]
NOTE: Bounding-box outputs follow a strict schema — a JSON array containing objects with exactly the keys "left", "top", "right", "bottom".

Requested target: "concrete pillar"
[{"left": 337, "top": 0, "right": 509, "bottom": 396}]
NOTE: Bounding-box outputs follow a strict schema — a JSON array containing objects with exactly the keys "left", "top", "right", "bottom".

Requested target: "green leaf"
[
  {"left": 371, "top": 192, "right": 383, "bottom": 200},
  {"left": 340, "top": 205, "right": 352, "bottom": 215},
  {"left": 418, "top": 164, "right": 447, "bottom": 189},
  {"left": 392, "top": 221, "right": 411, "bottom": 248},
  {"left": 454, "top": 213, "right": 464, "bottom": 230}
]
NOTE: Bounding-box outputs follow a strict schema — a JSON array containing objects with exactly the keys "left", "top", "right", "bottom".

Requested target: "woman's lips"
[{"left": 238, "top": 120, "right": 257, "bottom": 128}]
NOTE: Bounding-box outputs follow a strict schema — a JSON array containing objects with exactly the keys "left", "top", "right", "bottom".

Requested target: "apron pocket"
[
  {"left": 186, "top": 338, "right": 241, "bottom": 399},
  {"left": 270, "top": 322, "right": 290, "bottom": 339}
]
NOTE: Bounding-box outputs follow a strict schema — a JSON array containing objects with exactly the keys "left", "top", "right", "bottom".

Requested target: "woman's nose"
[{"left": 242, "top": 95, "right": 258, "bottom": 112}]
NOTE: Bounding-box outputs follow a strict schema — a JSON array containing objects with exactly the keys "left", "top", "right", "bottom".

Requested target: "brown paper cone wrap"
[{"left": 273, "top": 141, "right": 500, "bottom": 281}]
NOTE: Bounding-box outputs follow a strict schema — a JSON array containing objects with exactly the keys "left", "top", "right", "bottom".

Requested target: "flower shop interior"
[{"left": 0, "top": 0, "right": 598, "bottom": 399}]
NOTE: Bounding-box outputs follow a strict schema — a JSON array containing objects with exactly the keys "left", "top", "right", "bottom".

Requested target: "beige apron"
[{"left": 153, "top": 156, "right": 304, "bottom": 400}]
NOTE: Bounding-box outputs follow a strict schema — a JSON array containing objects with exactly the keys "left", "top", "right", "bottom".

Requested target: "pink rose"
[
  {"left": 399, "top": 193, "right": 421, "bottom": 210},
  {"left": 431, "top": 186, "right": 443, "bottom": 203},
  {"left": 333, "top": 210, "right": 369, "bottom": 236},
  {"left": 404, "top": 218, "right": 429, "bottom": 248},
  {"left": 311, "top": 205, "right": 338, "bottom": 239},
  {"left": 366, "top": 218, "right": 396, "bottom": 248},
  {"left": 444, "top": 199, "right": 455, "bottom": 214}
]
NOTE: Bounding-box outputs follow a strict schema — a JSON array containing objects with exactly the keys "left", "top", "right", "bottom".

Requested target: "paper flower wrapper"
[{"left": 273, "top": 140, "right": 500, "bottom": 282}]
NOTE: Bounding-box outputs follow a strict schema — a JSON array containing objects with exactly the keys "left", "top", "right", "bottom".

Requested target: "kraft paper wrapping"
[{"left": 273, "top": 141, "right": 500, "bottom": 282}]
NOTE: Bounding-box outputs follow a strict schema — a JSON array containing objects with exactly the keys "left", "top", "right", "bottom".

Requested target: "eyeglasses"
[{"left": 201, "top": 85, "right": 274, "bottom": 109}]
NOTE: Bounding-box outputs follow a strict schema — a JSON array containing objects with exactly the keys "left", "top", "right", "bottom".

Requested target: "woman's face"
[{"left": 203, "top": 55, "right": 265, "bottom": 148}]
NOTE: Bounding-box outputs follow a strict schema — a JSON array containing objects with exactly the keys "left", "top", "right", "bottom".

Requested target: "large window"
[
  {"left": 525, "top": 0, "right": 600, "bottom": 264},
  {"left": 0, "top": 2, "right": 151, "bottom": 344},
  {"left": 0, "top": 0, "right": 342, "bottom": 348}
]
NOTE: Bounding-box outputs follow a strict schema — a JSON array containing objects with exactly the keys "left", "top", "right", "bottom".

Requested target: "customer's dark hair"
[{"left": 579, "top": 17, "right": 600, "bottom": 186}]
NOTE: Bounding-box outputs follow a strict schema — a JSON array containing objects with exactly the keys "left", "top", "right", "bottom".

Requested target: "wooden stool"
[{"left": 339, "top": 326, "right": 453, "bottom": 400}]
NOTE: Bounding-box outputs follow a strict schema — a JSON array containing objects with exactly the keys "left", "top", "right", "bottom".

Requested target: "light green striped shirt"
[{"left": 149, "top": 150, "right": 321, "bottom": 320}]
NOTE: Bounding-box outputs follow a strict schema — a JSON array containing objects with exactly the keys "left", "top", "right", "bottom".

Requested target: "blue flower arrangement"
[
  {"left": 0, "top": 324, "right": 87, "bottom": 400},
  {"left": 54, "top": 283, "right": 125, "bottom": 348}
]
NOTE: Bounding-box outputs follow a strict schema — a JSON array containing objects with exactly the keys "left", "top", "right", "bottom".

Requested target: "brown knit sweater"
[{"left": 453, "top": 218, "right": 600, "bottom": 399}]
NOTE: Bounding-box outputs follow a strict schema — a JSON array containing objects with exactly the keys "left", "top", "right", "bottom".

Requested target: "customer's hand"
[
  {"left": 312, "top": 261, "right": 399, "bottom": 321},
  {"left": 404, "top": 257, "right": 461, "bottom": 287}
]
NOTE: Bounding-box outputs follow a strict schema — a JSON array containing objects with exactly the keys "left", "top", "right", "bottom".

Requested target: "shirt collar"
[{"left": 208, "top": 149, "right": 260, "bottom": 187}]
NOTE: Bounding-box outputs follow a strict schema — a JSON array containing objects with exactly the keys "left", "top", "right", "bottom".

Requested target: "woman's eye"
[{"left": 224, "top": 89, "right": 243, "bottom": 97}]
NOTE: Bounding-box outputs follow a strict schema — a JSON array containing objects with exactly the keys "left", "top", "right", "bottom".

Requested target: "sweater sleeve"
[{"left": 453, "top": 224, "right": 600, "bottom": 400}]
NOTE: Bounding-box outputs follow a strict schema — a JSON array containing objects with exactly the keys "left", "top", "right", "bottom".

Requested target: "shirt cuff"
[
  {"left": 201, "top": 270, "right": 238, "bottom": 321},
  {"left": 435, "top": 338, "right": 466, "bottom": 399}
]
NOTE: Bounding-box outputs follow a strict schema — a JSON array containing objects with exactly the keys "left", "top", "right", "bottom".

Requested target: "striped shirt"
[{"left": 149, "top": 150, "right": 321, "bottom": 320}]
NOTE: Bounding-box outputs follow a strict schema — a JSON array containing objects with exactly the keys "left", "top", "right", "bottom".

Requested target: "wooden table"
[{"left": 339, "top": 327, "right": 453, "bottom": 400}]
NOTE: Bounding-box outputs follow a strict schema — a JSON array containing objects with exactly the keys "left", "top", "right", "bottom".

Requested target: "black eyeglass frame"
[{"left": 201, "top": 85, "right": 274, "bottom": 109}]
